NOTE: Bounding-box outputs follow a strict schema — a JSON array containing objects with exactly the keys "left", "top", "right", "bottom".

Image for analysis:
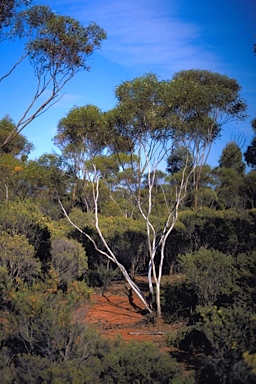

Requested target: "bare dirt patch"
[{"left": 85, "top": 278, "right": 183, "bottom": 349}]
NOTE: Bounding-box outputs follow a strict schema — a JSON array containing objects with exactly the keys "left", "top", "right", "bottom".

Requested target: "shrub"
[
  {"left": 178, "top": 248, "right": 234, "bottom": 306},
  {"left": 161, "top": 280, "right": 197, "bottom": 323},
  {"left": 0, "top": 233, "right": 40, "bottom": 284},
  {"left": 100, "top": 341, "right": 182, "bottom": 384},
  {"left": 88, "top": 264, "right": 121, "bottom": 293},
  {"left": 1, "top": 278, "right": 92, "bottom": 360},
  {"left": 170, "top": 305, "right": 256, "bottom": 384},
  {"left": 234, "top": 251, "right": 256, "bottom": 311},
  {"left": 51, "top": 236, "right": 88, "bottom": 286}
]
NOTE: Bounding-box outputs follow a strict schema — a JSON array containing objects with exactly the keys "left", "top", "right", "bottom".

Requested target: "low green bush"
[
  {"left": 88, "top": 264, "right": 121, "bottom": 293},
  {"left": 161, "top": 280, "right": 197, "bottom": 323},
  {"left": 169, "top": 305, "right": 256, "bottom": 384},
  {"left": 100, "top": 341, "right": 184, "bottom": 384},
  {"left": 178, "top": 248, "right": 235, "bottom": 306}
]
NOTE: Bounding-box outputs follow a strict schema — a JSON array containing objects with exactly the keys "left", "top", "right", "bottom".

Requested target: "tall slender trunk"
[
  {"left": 59, "top": 199, "right": 153, "bottom": 315},
  {"left": 155, "top": 281, "right": 161, "bottom": 318}
]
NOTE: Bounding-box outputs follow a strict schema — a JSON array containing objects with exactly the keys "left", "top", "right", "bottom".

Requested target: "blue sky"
[{"left": 1, "top": 0, "right": 255, "bottom": 167}]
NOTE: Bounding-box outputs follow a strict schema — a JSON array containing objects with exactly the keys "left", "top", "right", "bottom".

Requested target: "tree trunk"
[{"left": 155, "top": 281, "right": 161, "bottom": 318}]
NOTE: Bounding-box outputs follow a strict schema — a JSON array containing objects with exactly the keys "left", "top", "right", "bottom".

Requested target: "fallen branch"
[{"left": 128, "top": 331, "right": 165, "bottom": 335}]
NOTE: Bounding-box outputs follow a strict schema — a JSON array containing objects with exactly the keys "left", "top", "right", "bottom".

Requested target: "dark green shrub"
[
  {"left": 0, "top": 200, "right": 51, "bottom": 273},
  {"left": 1, "top": 278, "right": 92, "bottom": 358},
  {"left": 234, "top": 251, "right": 256, "bottom": 311},
  {"left": 178, "top": 248, "right": 235, "bottom": 306},
  {"left": 170, "top": 306, "right": 256, "bottom": 384},
  {"left": 100, "top": 341, "right": 182, "bottom": 384},
  {"left": 109, "top": 229, "right": 148, "bottom": 277},
  {"left": 162, "top": 280, "right": 197, "bottom": 323},
  {"left": 51, "top": 236, "right": 88, "bottom": 286},
  {"left": 2, "top": 354, "right": 102, "bottom": 384},
  {"left": 88, "top": 264, "right": 121, "bottom": 293}
]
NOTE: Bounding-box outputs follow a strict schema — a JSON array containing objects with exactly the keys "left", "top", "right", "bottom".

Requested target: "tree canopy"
[
  {"left": 0, "top": 2, "right": 106, "bottom": 150},
  {"left": 244, "top": 118, "right": 256, "bottom": 168}
]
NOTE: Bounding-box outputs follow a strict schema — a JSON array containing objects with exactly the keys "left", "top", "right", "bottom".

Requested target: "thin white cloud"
[
  {"left": 54, "top": 92, "right": 84, "bottom": 108},
  {"left": 56, "top": 0, "right": 222, "bottom": 76}
]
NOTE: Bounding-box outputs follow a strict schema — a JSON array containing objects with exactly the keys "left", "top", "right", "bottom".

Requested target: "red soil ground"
[{"left": 85, "top": 276, "right": 183, "bottom": 350}]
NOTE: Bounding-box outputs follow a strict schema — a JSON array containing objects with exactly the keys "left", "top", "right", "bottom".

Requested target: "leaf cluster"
[
  {"left": 171, "top": 306, "right": 256, "bottom": 383},
  {"left": 13, "top": 6, "right": 106, "bottom": 73}
]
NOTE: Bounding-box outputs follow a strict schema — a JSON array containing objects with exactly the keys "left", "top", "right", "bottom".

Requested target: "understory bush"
[
  {"left": 88, "top": 264, "right": 121, "bottom": 293},
  {"left": 178, "top": 248, "right": 235, "bottom": 306},
  {"left": 162, "top": 279, "right": 197, "bottom": 323},
  {"left": 0, "top": 275, "right": 190, "bottom": 383},
  {"left": 168, "top": 305, "right": 256, "bottom": 384},
  {"left": 100, "top": 341, "right": 187, "bottom": 384}
]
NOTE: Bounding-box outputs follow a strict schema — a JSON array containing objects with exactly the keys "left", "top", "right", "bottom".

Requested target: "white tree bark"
[{"left": 58, "top": 170, "right": 153, "bottom": 314}]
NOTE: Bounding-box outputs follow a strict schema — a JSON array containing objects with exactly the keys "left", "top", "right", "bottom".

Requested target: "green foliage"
[
  {"left": 15, "top": 6, "right": 106, "bottom": 72},
  {"left": 171, "top": 70, "right": 247, "bottom": 133},
  {"left": 0, "top": 274, "right": 111, "bottom": 383},
  {"left": 55, "top": 105, "right": 107, "bottom": 157},
  {"left": 0, "top": 153, "right": 24, "bottom": 201},
  {"left": 1, "top": 353, "right": 106, "bottom": 384},
  {"left": 235, "top": 251, "right": 256, "bottom": 311},
  {"left": 0, "top": 272, "right": 192, "bottom": 383},
  {"left": 1, "top": 277, "right": 92, "bottom": 357},
  {"left": 244, "top": 136, "right": 256, "bottom": 168},
  {"left": 174, "top": 208, "right": 256, "bottom": 256},
  {"left": 1, "top": 4, "right": 106, "bottom": 148},
  {"left": 0, "top": 115, "right": 33, "bottom": 156},
  {"left": 109, "top": 229, "right": 148, "bottom": 278},
  {"left": 0, "top": 0, "right": 31, "bottom": 33},
  {"left": 176, "top": 306, "right": 256, "bottom": 384},
  {"left": 245, "top": 170, "right": 256, "bottom": 209},
  {"left": 0, "top": 232, "right": 40, "bottom": 283},
  {"left": 215, "top": 142, "right": 247, "bottom": 209},
  {"left": 0, "top": 200, "right": 44, "bottom": 235},
  {"left": 243, "top": 352, "right": 256, "bottom": 377},
  {"left": 0, "top": 151, "right": 66, "bottom": 205},
  {"left": 88, "top": 264, "right": 121, "bottom": 293},
  {"left": 178, "top": 248, "right": 234, "bottom": 306},
  {"left": 166, "top": 146, "right": 193, "bottom": 175},
  {"left": 60, "top": 212, "right": 86, "bottom": 236},
  {"left": 51, "top": 237, "right": 88, "bottom": 286},
  {"left": 215, "top": 167, "right": 246, "bottom": 209},
  {"left": 192, "top": 187, "right": 218, "bottom": 209},
  {"left": 219, "top": 141, "right": 245, "bottom": 174},
  {"left": 100, "top": 341, "right": 181, "bottom": 384},
  {"left": 22, "top": 154, "right": 68, "bottom": 209},
  {"left": 162, "top": 279, "right": 198, "bottom": 323},
  {"left": 244, "top": 118, "right": 256, "bottom": 168},
  {"left": 0, "top": 200, "right": 51, "bottom": 272}
]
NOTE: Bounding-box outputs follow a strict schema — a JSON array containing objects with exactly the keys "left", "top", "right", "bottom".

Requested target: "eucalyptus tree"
[
  {"left": 0, "top": 116, "right": 33, "bottom": 200},
  {"left": 244, "top": 118, "right": 256, "bottom": 168},
  {"left": 0, "top": 0, "right": 31, "bottom": 34},
  {"left": 60, "top": 70, "right": 247, "bottom": 318},
  {"left": 219, "top": 141, "right": 245, "bottom": 174},
  {"left": 12, "top": 153, "right": 68, "bottom": 214},
  {"left": 166, "top": 146, "right": 193, "bottom": 175},
  {"left": 169, "top": 70, "right": 247, "bottom": 210},
  {"left": 216, "top": 142, "right": 246, "bottom": 209},
  {"left": 110, "top": 70, "right": 246, "bottom": 317},
  {"left": 245, "top": 170, "right": 256, "bottom": 209},
  {"left": 0, "top": 2, "right": 106, "bottom": 150},
  {"left": 54, "top": 104, "right": 108, "bottom": 208},
  {"left": 0, "top": 115, "right": 33, "bottom": 157}
]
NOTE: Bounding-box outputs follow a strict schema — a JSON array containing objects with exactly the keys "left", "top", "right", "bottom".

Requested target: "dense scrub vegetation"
[
  {"left": 1, "top": 117, "right": 256, "bottom": 382},
  {"left": 1, "top": 2, "right": 256, "bottom": 381}
]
